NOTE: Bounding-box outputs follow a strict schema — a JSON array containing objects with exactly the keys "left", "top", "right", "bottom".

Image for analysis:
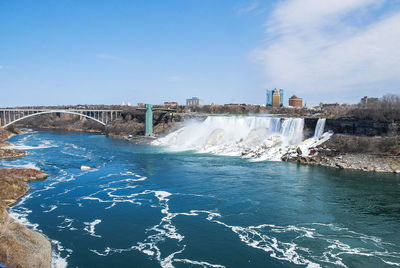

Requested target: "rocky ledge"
[
  {"left": 0, "top": 131, "right": 29, "bottom": 159},
  {"left": 283, "top": 134, "right": 400, "bottom": 173},
  {"left": 0, "top": 169, "right": 51, "bottom": 268},
  {"left": 0, "top": 129, "right": 52, "bottom": 268}
]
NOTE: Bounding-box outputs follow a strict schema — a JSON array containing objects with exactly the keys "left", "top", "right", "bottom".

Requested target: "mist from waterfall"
[
  {"left": 153, "top": 116, "right": 305, "bottom": 161},
  {"left": 314, "top": 118, "right": 326, "bottom": 138}
]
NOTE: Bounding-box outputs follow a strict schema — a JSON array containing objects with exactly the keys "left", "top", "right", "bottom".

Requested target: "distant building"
[
  {"left": 266, "top": 90, "right": 272, "bottom": 106},
  {"left": 137, "top": 102, "right": 145, "bottom": 108},
  {"left": 272, "top": 89, "right": 280, "bottom": 107},
  {"left": 121, "top": 101, "right": 131, "bottom": 106},
  {"left": 164, "top": 102, "right": 178, "bottom": 107},
  {"left": 319, "top": 103, "right": 340, "bottom": 108},
  {"left": 360, "top": 96, "right": 379, "bottom": 106},
  {"left": 186, "top": 97, "right": 204, "bottom": 107},
  {"left": 288, "top": 95, "right": 303, "bottom": 107},
  {"left": 266, "top": 89, "right": 284, "bottom": 107}
]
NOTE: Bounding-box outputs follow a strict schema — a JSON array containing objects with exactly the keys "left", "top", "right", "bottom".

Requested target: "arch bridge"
[
  {"left": 0, "top": 109, "right": 122, "bottom": 128},
  {"left": 0, "top": 106, "right": 176, "bottom": 135}
]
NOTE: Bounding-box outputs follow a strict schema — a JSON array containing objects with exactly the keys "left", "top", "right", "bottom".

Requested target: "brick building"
[{"left": 288, "top": 95, "right": 303, "bottom": 107}]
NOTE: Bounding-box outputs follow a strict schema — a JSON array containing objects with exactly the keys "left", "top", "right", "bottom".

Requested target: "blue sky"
[{"left": 1, "top": 0, "right": 400, "bottom": 107}]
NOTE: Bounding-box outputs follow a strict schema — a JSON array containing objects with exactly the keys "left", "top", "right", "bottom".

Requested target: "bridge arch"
[{"left": 2, "top": 110, "right": 106, "bottom": 128}]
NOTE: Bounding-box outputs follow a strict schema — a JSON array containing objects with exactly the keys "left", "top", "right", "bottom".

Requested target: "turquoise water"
[{"left": 1, "top": 129, "right": 400, "bottom": 267}]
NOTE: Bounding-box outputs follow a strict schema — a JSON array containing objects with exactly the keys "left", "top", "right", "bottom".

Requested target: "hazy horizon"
[{"left": 1, "top": 0, "right": 399, "bottom": 107}]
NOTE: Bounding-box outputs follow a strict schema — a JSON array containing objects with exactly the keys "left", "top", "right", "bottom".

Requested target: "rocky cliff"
[
  {"left": 304, "top": 117, "right": 400, "bottom": 137},
  {"left": 0, "top": 169, "right": 52, "bottom": 268},
  {"left": 0, "top": 129, "right": 52, "bottom": 268}
]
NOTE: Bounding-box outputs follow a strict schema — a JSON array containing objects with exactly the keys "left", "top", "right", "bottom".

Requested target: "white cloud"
[
  {"left": 96, "top": 53, "right": 121, "bottom": 61},
  {"left": 0, "top": 65, "right": 4, "bottom": 70},
  {"left": 252, "top": 0, "right": 400, "bottom": 103},
  {"left": 237, "top": 2, "right": 260, "bottom": 15}
]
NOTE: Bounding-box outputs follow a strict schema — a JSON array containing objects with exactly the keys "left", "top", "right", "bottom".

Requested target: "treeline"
[
  {"left": 323, "top": 94, "right": 400, "bottom": 122},
  {"left": 183, "top": 104, "right": 267, "bottom": 114}
]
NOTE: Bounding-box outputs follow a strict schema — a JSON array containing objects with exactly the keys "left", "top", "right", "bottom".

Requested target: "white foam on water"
[
  {"left": 174, "top": 259, "right": 226, "bottom": 268},
  {"left": 382, "top": 260, "right": 400, "bottom": 266},
  {"left": 153, "top": 116, "right": 305, "bottom": 161},
  {"left": 81, "top": 171, "right": 150, "bottom": 209},
  {"left": 43, "top": 205, "right": 57, "bottom": 213},
  {"left": 6, "top": 139, "right": 57, "bottom": 150},
  {"left": 88, "top": 192, "right": 228, "bottom": 268},
  {"left": 154, "top": 190, "right": 172, "bottom": 199},
  {"left": 64, "top": 143, "right": 86, "bottom": 151},
  {"left": 7, "top": 191, "right": 41, "bottom": 230},
  {"left": 132, "top": 176, "right": 148, "bottom": 181},
  {"left": 1, "top": 162, "right": 40, "bottom": 170},
  {"left": 60, "top": 149, "right": 92, "bottom": 159},
  {"left": 83, "top": 219, "right": 102, "bottom": 238},
  {"left": 51, "top": 239, "right": 72, "bottom": 268},
  {"left": 51, "top": 253, "right": 68, "bottom": 268},
  {"left": 8, "top": 208, "right": 39, "bottom": 231},
  {"left": 57, "top": 216, "right": 75, "bottom": 230},
  {"left": 20, "top": 128, "right": 36, "bottom": 134}
]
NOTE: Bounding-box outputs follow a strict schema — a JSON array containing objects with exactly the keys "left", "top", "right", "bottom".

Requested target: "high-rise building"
[
  {"left": 266, "top": 89, "right": 284, "bottom": 107},
  {"left": 266, "top": 90, "right": 273, "bottom": 106},
  {"left": 272, "top": 89, "right": 281, "bottom": 107},
  {"left": 279, "top": 89, "right": 284, "bottom": 107},
  {"left": 186, "top": 97, "right": 204, "bottom": 107}
]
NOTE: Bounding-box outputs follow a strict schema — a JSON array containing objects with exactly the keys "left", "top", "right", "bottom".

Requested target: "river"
[{"left": 1, "top": 128, "right": 400, "bottom": 267}]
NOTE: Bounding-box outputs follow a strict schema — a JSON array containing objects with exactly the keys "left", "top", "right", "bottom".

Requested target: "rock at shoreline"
[
  {"left": 283, "top": 133, "right": 400, "bottom": 174},
  {"left": 0, "top": 208, "right": 51, "bottom": 268},
  {"left": 0, "top": 167, "right": 52, "bottom": 268},
  {"left": 0, "top": 148, "right": 29, "bottom": 159},
  {"left": 0, "top": 129, "right": 29, "bottom": 159}
]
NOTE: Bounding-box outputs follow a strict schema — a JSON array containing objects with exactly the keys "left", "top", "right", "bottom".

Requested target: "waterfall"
[
  {"left": 313, "top": 118, "right": 326, "bottom": 138},
  {"left": 152, "top": 116, "right": 305, "bottom": 161}
]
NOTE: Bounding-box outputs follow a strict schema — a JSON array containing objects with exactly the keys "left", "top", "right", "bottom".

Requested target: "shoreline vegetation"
[{"left": 0, "top": 128, "right": 51, "bottom": 268}]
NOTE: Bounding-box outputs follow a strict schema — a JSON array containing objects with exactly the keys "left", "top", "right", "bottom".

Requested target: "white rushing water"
[
  {"left": 314, "top": 118, "right": 326, "bottom": 138},
  {"left": 153, "top": 116, "right": 306, "bottom": 161}
]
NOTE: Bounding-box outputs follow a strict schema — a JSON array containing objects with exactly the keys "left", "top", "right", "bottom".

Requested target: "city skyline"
[{"left": 1, "top": 0, "right": 400, "bottom": 107}]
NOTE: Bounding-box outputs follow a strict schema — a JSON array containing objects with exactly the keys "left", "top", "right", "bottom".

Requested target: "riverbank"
[
  {"left": 283, "top": 134, "right": 400, "bottom": 173},
  {"left": 0, "top": 129, "right": 52, "bottom": 268}
]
